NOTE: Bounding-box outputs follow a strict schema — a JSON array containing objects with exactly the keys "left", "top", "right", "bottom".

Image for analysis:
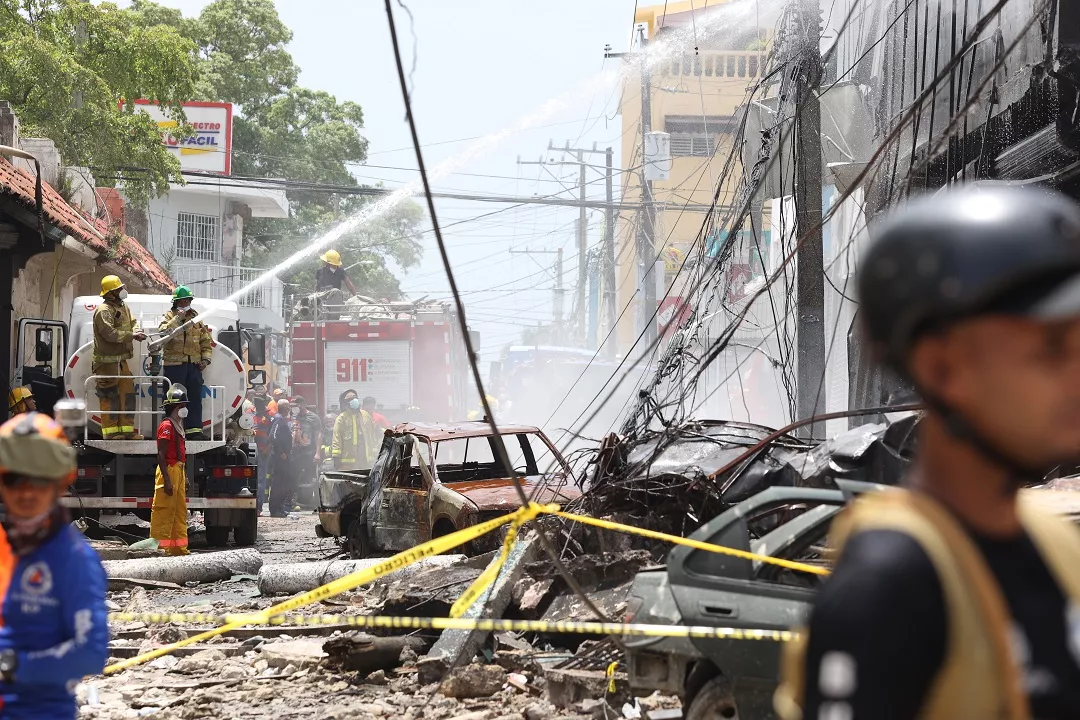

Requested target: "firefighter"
[
  {"left": 93, "top": 275, "right": 146, "bottom": 439},
  {"left": 150, "top": 385, "right": 191, "bottom": 556},
  {"left": 7, "top": 386, "right": 35, "bottom": 414},
  {"left": 331, "top": 389, "right": 376, "bottom": 471},
  {"left": 316, "top": 249, "right": 357, "bottom": 295},
  {"left": 467, "top": 395, "right": 498, "bottom": 421},
  {"left": 775, "top": 185, "right": 1080, "bottom": 720},
  {"left": 363, "top": 396, "right": 391, "bottom": 429},
  {"left": 268, "top": 399, "right": 294, "bottom": 517},
  {"left": 158, "top": 286, "right": 212, "bottom": 439},
  {"left": 0, "top": 412, "right": 109, "bottom": 717}
]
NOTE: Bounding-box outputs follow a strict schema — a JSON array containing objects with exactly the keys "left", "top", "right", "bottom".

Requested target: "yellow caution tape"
[
  {"left": 606, "top": 661, "right": 619, "bottom": 692},
  {"left": 550, "top": 509, "right": 830, "bottom": 576},
  {"left": 107, "top": 611, "right": 797, "bottom": 642},
  {"left": 104, "top": 508, "right": 522, "bottom": 675},
  {"left": 105, "top": 501, "right": 825, "bottom": 673},
  {"left": 450, "top": 504, "right": 551, "bottom": 617}
]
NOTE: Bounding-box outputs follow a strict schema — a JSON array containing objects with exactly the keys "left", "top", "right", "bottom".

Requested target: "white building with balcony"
[{"left": 125, "top": 101, "right": 290, "bottom": 333}]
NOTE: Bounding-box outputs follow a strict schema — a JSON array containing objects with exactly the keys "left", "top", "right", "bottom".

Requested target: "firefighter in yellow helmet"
[
  {"left": 467, "top": 395, "right": 499, "bottom": 421},
  {"left": 7, "top": 386, "right": 35, "bottom": 414},
  {"left": 93, "top": 275, "right": 146, "bottom": 439},
  {"left": 158, "top": 286, "right": 212, "bottom": 439},
  {"left": 150, "top": 385, "right": 190, "bottom": 555},
  {"left": 316, "top": 249, "right": 357, "bottom": 295}
]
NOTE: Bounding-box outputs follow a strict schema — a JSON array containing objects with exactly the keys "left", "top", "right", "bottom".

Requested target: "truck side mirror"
[
  {"left": 35, "top": 328, "right": 53, "bottom": 363},
  {"left": 248, "top": 369, "right": 267, "bottom": 387},
  {"left": 246, "top": 333, "right": 267, "bottom": 367}
]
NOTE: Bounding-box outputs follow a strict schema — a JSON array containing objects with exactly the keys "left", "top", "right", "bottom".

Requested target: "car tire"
[
  {"left": 206, "top": 525, "right": 231, "bottom": 547},
  {"left": 685, "top": 677, "right": 739, "bottom": 720},
  {"left": 345, "top": 517, "right": 368, "bottom": 559}
]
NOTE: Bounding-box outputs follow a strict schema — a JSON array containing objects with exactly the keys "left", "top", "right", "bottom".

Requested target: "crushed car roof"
[{"left": 390, "top": 421, "right": 545, "bottom": 441}]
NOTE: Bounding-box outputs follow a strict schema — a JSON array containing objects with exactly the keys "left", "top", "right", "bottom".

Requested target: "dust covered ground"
[{"left": 81, "top": 514, "right": 681, "bottom": 719}]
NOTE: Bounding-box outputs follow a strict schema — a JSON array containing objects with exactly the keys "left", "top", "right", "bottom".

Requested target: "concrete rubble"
[{"left": 88, "top": 515, "right": 683, "bottom": 719}]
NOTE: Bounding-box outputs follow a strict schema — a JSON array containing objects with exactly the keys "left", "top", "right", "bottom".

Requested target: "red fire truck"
[{"left": 289, "top": 299, "right": 474, "bottom": 421}]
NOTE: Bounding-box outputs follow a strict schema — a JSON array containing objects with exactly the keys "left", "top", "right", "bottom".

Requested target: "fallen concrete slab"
[
  {"left": 417, "top": 534, "right": 539, "bottom": 685},
  {"left": 256, "top": 554, "right": 467, "bottom": 595},
  {"left": 259, "top": 638, "right": 327, "bottom": 669},
  {"left": 101, "top": 548, "right": 262, "bottom": 584}
]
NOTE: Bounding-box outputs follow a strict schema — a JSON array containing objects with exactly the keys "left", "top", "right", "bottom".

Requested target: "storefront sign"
[{"left": 133, "top": 100, "right": 233, "bottom": 174}]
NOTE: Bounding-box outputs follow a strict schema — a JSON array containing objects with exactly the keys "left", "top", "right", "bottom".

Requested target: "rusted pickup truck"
[{"left": 315, "top": 421, "right": 579, "bottom": 557}]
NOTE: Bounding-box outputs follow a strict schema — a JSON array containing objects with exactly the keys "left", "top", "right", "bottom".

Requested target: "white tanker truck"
[{"left": 14, "top": 294, "right": 266, "bottom": 546}]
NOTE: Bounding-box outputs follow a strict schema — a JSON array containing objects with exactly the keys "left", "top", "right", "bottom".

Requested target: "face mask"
[
  {"left": 348, "top": 398, "right": 360, "bottom": 411},
  {"left": 177, "top": 407, "right": 189, "bottom": 419},
  {"left": 291, "top": 407, "right": 300, "bottom": 417},
  {"left": 118, "top": 289, "right": 129, "bottom": 300}
]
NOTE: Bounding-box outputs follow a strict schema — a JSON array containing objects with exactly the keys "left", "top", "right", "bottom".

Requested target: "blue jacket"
[
  {"left": 268, "top": 413, "right": 293, "bottom": 459},
  {"left": 0, "top": 524, "right": 109, "bottom": 719}
]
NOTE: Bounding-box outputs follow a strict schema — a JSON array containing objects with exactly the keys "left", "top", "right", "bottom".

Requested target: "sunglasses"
[{"left": 1, "top": 475, "right": 56, "bottom": 488}]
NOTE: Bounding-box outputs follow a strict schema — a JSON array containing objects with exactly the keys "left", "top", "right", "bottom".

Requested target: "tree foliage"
[
  {"left": 130, "top": 0, "right": 423, "bottom": 298},
  {"left": 0, "top": 0, "right": 199, "bottom": 199}
]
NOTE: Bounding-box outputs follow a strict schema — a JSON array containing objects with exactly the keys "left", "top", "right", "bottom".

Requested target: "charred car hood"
[{"left": 450, "top": 476, "right": 580, "bottom": 512}]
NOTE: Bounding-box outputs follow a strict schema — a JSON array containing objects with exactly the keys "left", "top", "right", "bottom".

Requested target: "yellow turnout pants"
[
  {"left": 151, "top": 463, "right": 189, "bottom": 555},
  {"left": 93, "top": 360, "right": 136, "bottom": 437}
]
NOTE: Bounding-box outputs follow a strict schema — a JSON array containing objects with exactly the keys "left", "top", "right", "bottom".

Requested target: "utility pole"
[
  {"left": 635, "top": 26, "right": 658, "bottom": 347},
  {"left": 510, "top": 247, "right": 565, "bottom": 341},
  {"left": 520, "top": 142, "right": 618, "bottom": 351},
  {"left": 794, "top": 0, "right": 826, "bottom": 438},
  {"left": 577, "top": 149, "right": 587, "bottom": 346},
  {"left": 603, "top": 146, "right": 616, "bottom": 357}
]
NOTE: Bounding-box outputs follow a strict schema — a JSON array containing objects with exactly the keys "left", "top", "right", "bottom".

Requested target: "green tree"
[
  {"left": 130, "top": 0, "right": 424, "bottom": 298},
  {"left": 0, "top": 0, "right": 199, "bottom": 199}
]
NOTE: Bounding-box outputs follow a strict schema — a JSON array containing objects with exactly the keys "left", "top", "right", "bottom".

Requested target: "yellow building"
[{"left": 613, "top": 1, "right": 769, "bottom": 350}]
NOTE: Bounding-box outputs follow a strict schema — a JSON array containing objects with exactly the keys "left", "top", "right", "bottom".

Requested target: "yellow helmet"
[
  {"left": 321, "top": 249, "right": 343, "bottom": 267},
  {"left": 7, "top": 386, "right": 33, "bottom": 412},
  {"left": 100, "top": 275, "right": 124, "bottom": 296}
]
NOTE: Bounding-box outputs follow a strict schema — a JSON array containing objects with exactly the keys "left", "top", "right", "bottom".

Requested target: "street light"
[{"left": 0, "top": 144, "right": 45, "bottom": 246}]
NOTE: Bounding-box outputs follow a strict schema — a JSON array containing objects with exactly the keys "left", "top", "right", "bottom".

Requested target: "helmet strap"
[{"left": 916, "top": 386, "right": 1043, "bottom": 490}]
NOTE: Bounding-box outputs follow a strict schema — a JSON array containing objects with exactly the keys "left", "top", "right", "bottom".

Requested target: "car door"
[
  {"left": 371, "top": 435, "right": 430, "bottom": 551},
  {"left": 666, "top": 487, "right": 850, "bottom": 717}
]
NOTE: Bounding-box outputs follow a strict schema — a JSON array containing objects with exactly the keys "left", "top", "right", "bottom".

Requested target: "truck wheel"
[
  {"left": 345, "top": 517, "right": 368, "bottom": 559},
  {"left": 233, "top": 511, "right": 258, "bottom": 546},
  {"left": 206, "top": 525, "right": 231, "bottom": 547},
  {"left": 685, "top": 677, "right": 739, "bottom": 720}
]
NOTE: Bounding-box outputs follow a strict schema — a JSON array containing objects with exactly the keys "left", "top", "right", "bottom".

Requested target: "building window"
[
  {"left": 176, "top": 212, "right": 219, "bottom": 262},
  {"left": 670, "top": 133, "right": 715, "bottom": 156},
  {"left": 665, "top": 115, "right": 736, "bottom": 157}
]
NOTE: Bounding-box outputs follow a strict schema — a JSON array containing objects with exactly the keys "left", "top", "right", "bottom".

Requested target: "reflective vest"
[
  {"left": 253, "top": 411, "right": 273, "bottom": 458},
  {"left": 331, "top": 410, "right": 376, "bottom": 470},
  {"left": 92, "top": 299, "right": 136, "bottom": 363},
  {"left": 158, "top": 310, "right": 213, "bottom": 366},
  {"left": 774, "top": 490, "right": 1080, "bottom": 720}
]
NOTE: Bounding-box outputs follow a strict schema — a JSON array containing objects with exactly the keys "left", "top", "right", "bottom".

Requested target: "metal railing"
[
  {"left": 83, "top": 375, "right": 227, "bottom": 442},
  {"left": 172, "top": 262, "right": 285, "bottom": 316}
]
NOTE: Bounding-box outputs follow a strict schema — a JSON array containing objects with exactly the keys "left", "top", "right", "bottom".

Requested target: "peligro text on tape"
[
  {"left": 106, "top": 501, "right": 826, "bottom": 674},
  {"left": 107, "top": 612, "right": 797, "bottom": 642},
  {"left": 104, "top": 508, "right": 524, "bottom": 675}
]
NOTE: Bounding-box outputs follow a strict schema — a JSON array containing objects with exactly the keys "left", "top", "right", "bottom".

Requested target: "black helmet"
[
  {"left": 859, "top": 184, "right": 1080, "bottom": 376},
  {"left": 164, "top": 385, "right": 189, "bottom": 408}
]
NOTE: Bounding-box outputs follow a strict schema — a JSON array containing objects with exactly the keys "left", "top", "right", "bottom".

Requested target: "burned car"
[
  {"left": 623, "top": 480, "right": 880, "bottom": 720},
  {"left": 316, "top": 421, "right": 579, "bottom": 557}
]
